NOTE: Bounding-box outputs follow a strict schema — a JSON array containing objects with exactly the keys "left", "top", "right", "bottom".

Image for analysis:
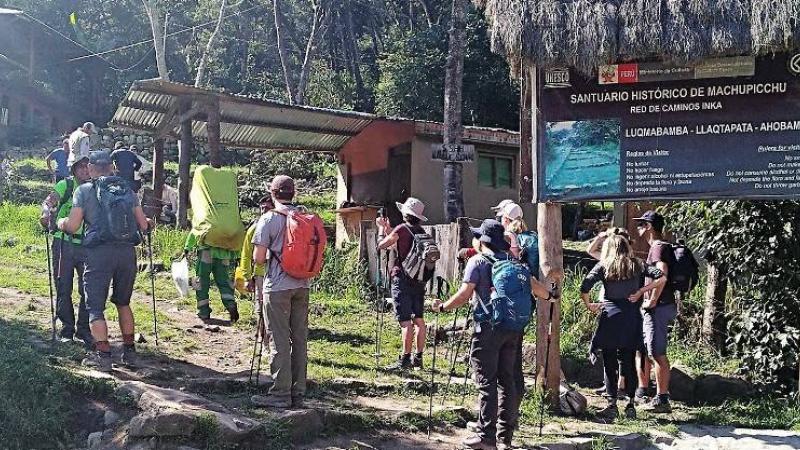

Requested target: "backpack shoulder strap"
[{"left": 57, "top": 177, "right": 75, "bottom": 210}]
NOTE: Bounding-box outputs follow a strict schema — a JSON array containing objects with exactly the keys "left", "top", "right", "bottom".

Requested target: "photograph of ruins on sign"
[{"left": 543, "top": 119, "right": 621, "bottom": 198}]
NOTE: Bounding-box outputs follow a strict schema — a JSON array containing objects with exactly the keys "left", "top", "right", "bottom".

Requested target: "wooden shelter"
[{"left": 475, "top": 0, "right": 800, "bottom": 404}]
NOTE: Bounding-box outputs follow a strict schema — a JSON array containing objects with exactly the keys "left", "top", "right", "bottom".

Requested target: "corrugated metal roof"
[
  {"left": 109, "top": 78, "right": 520, "bottom": 152},
  {"left": 110, "top": 79, "right": 376, "bottom": 152}
]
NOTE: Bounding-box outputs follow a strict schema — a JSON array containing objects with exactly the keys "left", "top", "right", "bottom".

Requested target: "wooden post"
[
  {"left": 152, "top": 138, "right": 165, "bottom": 201},
  {"left": 206, "top": 99, "right": 222, "bottom": 168},
  {"left": 178, "top": 98, "right": 193, "bottom": 230},
  {"left": 536, "top": 203, "right": 563, "bottom": 406},
  {"left": 519, "top": 62, "right": 533, "bottom": 203}
]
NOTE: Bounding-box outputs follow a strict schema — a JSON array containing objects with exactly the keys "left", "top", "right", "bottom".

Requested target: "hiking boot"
[
  {"left": 120, "top": 345, "right": 140, "bottom": 369},
  {"left": 251, "top": 394, "right": 290, "bottom": 408},
  {"left": 228, "top": 307, "right": 240, "bottom": 323},
  {"left": 385, "top": 354, "right": 412, "bottom": 372},
  {"left": 82, "top": 351, "right": 113, "bottom": 372},
  {"left": 648, "top": 396, "right": 672, "bottom": 414},
  {"left": 291, "top": 396, "right": 305, "bottom": 409},
  {"left": 411, "top": 352, "right": 423, "bottom": 370},
  {"left": 461, "top": 434, "right": 497, "bottom": 450},
  {"left": 76, "top": 331, "right": 94, "bottom": 348},
  {"left": 597, "top": 402, "right": 618, "bottom": 419},
  {"left": 465, "top": 421, "right": 479, "bottom": 433},
  {"left": 634, "top": 387, "right": 649, "bottom": 403},
  {"left": 624, "top": 403, "right": 637, "bottom": 419}
]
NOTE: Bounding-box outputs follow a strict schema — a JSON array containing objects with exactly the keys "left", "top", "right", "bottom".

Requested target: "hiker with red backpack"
[
  {"left": 433, "top": 219, "right": 556, "bottom": 450},
  {"left": 375, "top": 197, "right": 439, "bottom": 372},
  {"left": 251, "top": 175, "right": 327, "bottom": 408},
  {"left": 57, "top": 151, "right": 153, "bottom": 371},
  {"left": 633, "top": 210, "right": 699, "bottom": 413},
  {"left": 39, "top": 155, "right": 93, "bottom": 347}
]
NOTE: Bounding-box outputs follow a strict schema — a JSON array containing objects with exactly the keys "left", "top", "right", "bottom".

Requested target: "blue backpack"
[
  {"left": 475, "top": 254, "right": 533, "bottom": 332},
  {"left": 85, "top": 176, "right": 141, "bottom": 246},
  {"left": 517, "top": 231, "right": 540, "bottom": 280}
]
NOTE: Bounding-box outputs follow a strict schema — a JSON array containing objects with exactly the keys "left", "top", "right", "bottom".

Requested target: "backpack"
[
  {"left": 516, "top": 231, "right": 540, "bottom": 279},
  {"left": 401, "top": 225, "right": 440, "bottom": 283},
  {"left": 273, "top": 208, "right": 327, "bottom": 279},
  {"left": 478, "top": 254, "right": 533, "bottom": 332},
  {"left": 87, "top": 176, "right": 140, "bottom": 246},
  {"left": 559, "top": 382, "right": 587, "bottom": 416},
  {"left": 49, "top": 178, "right": 75, "bottom": 232},
  {"left": 668, "top": 241, "right": 700, "bottom": 293}
]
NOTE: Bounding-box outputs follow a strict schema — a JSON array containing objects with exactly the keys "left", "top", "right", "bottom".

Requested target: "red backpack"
[{"left": 273, "top": 208, "right": 327, "bottom": 279}]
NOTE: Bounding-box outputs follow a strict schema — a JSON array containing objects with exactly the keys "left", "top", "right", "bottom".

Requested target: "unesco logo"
[
  {"left": 788, "top": 54, "right": 800, "bottom": 76},
  {"left": 544, "top": 68, "right": 571, "bottom": 88}
]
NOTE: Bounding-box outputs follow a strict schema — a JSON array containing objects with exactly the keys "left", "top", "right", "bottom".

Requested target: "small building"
[{"left": 109, "top": 79, "right": 530, "bottom": 248}]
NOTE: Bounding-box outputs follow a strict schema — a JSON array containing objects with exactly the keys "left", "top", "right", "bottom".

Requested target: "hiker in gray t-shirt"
[
  {"left": 58, "top": 151, "right": 151, "bottom": 372},
  {"left": 251, "top": 175, "right": 310, "bottom": 409}
]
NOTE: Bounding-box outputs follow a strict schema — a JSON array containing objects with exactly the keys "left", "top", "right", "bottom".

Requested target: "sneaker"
[
  {"left": 624, "top": 404, "right": 637, "bottom": 419},
  {"left": 649, "top": 396, "right": 672, "bottom": 414},
  {"left": 76, "top": 331, "right": 94, "bottom": 347},
  {"left": 251, "top": 394, "right": 290, "bottom": 408},
  {"left": 385, "top": 354, "right": 412, "bottom": 372},
  {"left": 82, "top": 351, "right": 113, "bottom": 372},
  {"left": 634, "top": 387, "right": 649, "bottom": 403},
  {"left": 462, "top": 434, "right": 497, "bottom": 450},
  {"left": 411, "top": 352, "right": 423, "bottom": 370},
  {"left": 466, "top": 421, "right": 479, "bottom": 433},
  {"left": 228, "top": 307, "right": 239, "bottom": 323},
  {"left": 120, "top": 345, "right": 140, "bottom": 368},
  {"left": 593, "top": 386, "right": 606, "bottom": 395}
]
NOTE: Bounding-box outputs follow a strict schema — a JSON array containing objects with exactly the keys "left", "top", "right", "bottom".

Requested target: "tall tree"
[
  {"left": 442, "top": 0, "right": 466, "bottom": 222},
  {"left": 142, "top": 0, "right": 170, "bottom": 80},
  {"left": 194, "top": 0, "right": 228, "bottom": 87}
]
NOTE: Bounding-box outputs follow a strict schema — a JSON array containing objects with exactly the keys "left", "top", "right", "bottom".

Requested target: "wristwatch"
[{"left": 438, "top": 304, "right": 445, "bottom": 313}]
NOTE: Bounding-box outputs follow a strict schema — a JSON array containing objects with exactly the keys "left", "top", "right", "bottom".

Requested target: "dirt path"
[{"left": 658, "top": 425, "right": 800, "bottom": 449}]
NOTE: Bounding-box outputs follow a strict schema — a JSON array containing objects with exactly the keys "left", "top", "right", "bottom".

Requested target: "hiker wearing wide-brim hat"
[
  {"left": 376, "top": 196, "right": 431, "bottom": 372},
  {"left": 39, "top": 154, "right": 92, "bottom": 347},
  {"left": 432, "top": 218, "right": 557, "bottom": 450}
]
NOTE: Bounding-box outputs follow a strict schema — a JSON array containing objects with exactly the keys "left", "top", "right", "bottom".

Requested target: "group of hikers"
[{"left": 37, "top": 122, "right": 689, "bottom": 450}]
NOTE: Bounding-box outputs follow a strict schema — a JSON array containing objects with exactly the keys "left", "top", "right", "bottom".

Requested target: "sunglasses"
[{"left": 636, "top": 222, "right": 649, "bottom": 229}]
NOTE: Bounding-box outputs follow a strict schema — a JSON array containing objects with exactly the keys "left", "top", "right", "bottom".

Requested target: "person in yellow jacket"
[{"left": 241, "top": 195, "right": 273, "bottom": 305}]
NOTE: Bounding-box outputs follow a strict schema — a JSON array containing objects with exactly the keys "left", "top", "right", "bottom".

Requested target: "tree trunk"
[
  {"left": 142, "top": 0, "right": 170, "bottom": 80},
  {"left": 177, "top": 99, "right": 193, "bottom": 229},
  {"left": 442, "top": 0, "right": 466, "bottom": 223},
  {"left": 206, "top": 101, "right": 222, "bottom": 168},
  {"left": 572, "top": 202, "right": 585, "bottom": 240},
  {"left": 152, "top": 138, "right": 165, "bottom": 201},
  {"left": 195, "top": 0, "right": 227, "bottom": 88},
  {"left": 519, "top": 65, "right": 533, "bottom": 203},
  {"left": 702, "top": 261, "right": 729, "bottom": 352},
  {"left": 294, "top": 1, "right": 329, "bottom": 105},
  {"left": 273, "top": 0, "right": 297, "bottom": 103},
  {"left": 343, "top": 2, "right": 370, "bottom": 111},
  {"left": 536, "top": 203, "right": 564, "bottom": 407}
]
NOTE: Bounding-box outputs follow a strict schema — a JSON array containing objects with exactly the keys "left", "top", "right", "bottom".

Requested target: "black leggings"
[{"left": 602, "top": 348, "right": 636, "bottom": 403}]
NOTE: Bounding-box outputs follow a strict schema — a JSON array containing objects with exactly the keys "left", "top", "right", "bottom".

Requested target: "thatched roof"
[{"left": 476, "top": 0, "right": 800, "bottom": 74}]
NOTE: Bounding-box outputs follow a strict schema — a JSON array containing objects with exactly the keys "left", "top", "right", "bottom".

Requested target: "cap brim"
[
  {"left": 632, "top": 216, "right": 652, "bottom": 222},
  {"left": 470, "top": 226, "right": 482, "bottom": 239}
]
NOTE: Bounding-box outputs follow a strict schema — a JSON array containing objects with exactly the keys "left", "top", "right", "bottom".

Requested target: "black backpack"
[
  {"left": 85, "top": 176, "right": 141, "bottom": 246},
  {"left": 668, "top": 241, "right": 700, "bottom": 293}
]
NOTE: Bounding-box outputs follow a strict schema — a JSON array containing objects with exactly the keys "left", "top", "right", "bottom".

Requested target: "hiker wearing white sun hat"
[
  {"left": 496, "top": 202, "right": 523, "bottom": 259},
  {"left": 376, "top": 197, "right": 431, "bottom": 371},
  {"left": 490, "top": 199, "right": 514, "bottom": 213}
]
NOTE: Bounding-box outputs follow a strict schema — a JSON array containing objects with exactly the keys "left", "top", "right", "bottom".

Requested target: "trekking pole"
[
  {"left": 459, "top": 332, "right": 476, "bottom": 406},
  {"left": 428, "top": 277, "right": 446, "bottom": 438},
  {"left": 442, "top": 298, "right": 460, "bottom": 374},
  {"left": 374, "top": 247, "right": 382, "bottom": 369},
  {"left": 44, "top": 230, "right": 56, "bottom": 342},
  {"left": 538, "top": 281, "right": 558, "bottom": 437},
  {"left": 146, "top": 231, "right": 160, "bottom": 349},
  {"left": 249, "top": 293, "right": 264, "bottom": 384},
  {"left": 442, "top": 303, "right": 472, "bottom": 405}
]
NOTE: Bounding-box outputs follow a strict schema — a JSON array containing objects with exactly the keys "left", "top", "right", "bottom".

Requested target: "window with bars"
[{"left": 478, "top": 154, "right": 514, "bottom": 189}]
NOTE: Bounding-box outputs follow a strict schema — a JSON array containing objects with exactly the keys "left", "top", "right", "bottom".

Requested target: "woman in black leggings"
[{"left": 580, "top": 233, "right": 666, "bottom": 419}]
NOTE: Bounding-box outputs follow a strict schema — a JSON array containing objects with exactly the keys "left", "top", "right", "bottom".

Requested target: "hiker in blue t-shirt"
[{"left": 46, "top": 139, "right": 70, "bottom": 182}]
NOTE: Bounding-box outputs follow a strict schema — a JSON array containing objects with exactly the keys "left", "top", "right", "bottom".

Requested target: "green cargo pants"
[{"left": 195, "top": 249, "right": 237, "bottom": 318}]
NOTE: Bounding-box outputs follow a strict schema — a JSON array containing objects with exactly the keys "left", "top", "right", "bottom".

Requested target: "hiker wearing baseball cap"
[
  {"left": 375, "top": 197, "right": 432, "bottom": 372},
  {"left": 58, "top": 151, "right": 152, "bottom": 371},
  {"left": 252, "top": 175, "right": 326, "bottom": 409},
  {"left": 111, "top": 142, "right": 143, "bottom": 192},
  {"left": 39, "top": 155, "right": 92, "bottom": 346},
  {"left": 433, "top": 219, "right": 556, "bottom": 450},
  {"left": 633, "top": 210, "right": 677, "bottom": 413}
]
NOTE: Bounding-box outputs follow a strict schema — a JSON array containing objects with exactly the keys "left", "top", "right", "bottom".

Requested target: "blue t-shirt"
[
  {"left": 48, "top": 149, "right": 68, "bottom": 178},
  {"left": 110, "top": 149, "right": 142, "bottom": 183}
]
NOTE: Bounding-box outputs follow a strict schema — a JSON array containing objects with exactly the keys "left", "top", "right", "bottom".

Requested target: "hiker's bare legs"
[
  {"left": 412, "top": 318, "right": 426, "bottom": 353},
  {"left": 90, "top": 320, "right": 108, "bottom": 343},
  {"left": 400, "top": 320, "right": 413, "bottom": 355},
  {"left": 654, "top": 354, "right": 670, "bottom": 395},
  {"left": 118, "top": 305, "right": 135, "bottom": 336},
  {"left": 637, "top": 352, "right": 651, "bottom": 389}
]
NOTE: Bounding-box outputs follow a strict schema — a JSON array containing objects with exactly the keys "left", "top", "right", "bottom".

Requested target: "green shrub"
[{"left": 312, "top": 244, "right": 371, "bottom": 302}]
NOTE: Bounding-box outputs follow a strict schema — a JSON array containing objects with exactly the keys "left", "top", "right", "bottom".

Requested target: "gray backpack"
[{"left": 401, "top": 225, "right": 440, "bottom": 282}]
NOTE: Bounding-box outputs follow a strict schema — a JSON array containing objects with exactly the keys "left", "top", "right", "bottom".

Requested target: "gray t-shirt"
[
  {"left": 73, "top": 180, "right": 140, "bottom": 245},
  {"left": 463, "top": 253, "right": 494, "bottom": 315},
  {"left": 252, "top": 205, "right": 310, "bottom": 293}
]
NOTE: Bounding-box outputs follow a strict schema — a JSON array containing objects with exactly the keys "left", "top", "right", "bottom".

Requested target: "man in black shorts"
[{"left": 376, "top": 197, "right": 429, "bottom": 371}]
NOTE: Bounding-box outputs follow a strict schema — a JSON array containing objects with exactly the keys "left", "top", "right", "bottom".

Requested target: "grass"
[
  {"left": 298, "top": 192, "right": 336, "bottom": 226},
  {"left": 695, "top": 397, "right": 800, "bottom": 430}
]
